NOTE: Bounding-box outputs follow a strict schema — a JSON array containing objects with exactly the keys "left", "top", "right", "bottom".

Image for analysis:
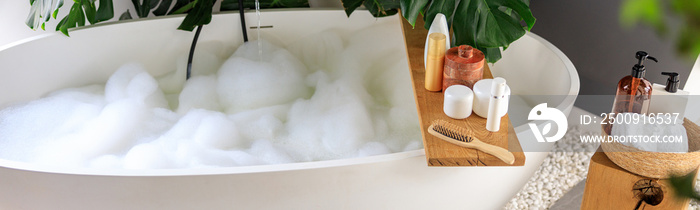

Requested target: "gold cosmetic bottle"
[{"left": 425, "top": 33, "right": 447, "bottom": 92}]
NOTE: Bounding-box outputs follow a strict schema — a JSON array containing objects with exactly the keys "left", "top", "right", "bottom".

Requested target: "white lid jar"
[{"left": 473, "top": 79, "right": 510, "bottom": 118}]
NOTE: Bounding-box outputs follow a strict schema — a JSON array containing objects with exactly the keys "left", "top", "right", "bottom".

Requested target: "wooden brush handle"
[
  {"left": 469, "top": 139, "right": 515, "bottom": 165},
  {"left": 428, "top": 128, "right": 515, "bottom": 165}
]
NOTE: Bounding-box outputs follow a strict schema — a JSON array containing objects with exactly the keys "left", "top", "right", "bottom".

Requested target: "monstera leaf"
[
  {"left": 54, "top": 0, "right": 114, "bottom": 36},
  {"left": 344, "top": 0, "right": 536, "bottom": 63},
  {"left": 177, "top": 0, "right": 214, "bottom": 31},
  {"left": 26, "top": 0, "right": 64, "bottom": 30},
  {"left": 452, "top": 0, "right": 535, "bottom": 62},
  {"left": 343, "top": 0, "right": 400, "bottom": 17},
  {"left": 423, "top": 0, "right": 456, "bottom": 30}
]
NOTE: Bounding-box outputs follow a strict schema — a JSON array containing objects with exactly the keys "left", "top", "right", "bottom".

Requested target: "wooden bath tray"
[{"left": 399, "top": 16, "right": 526, "bottom": 166}]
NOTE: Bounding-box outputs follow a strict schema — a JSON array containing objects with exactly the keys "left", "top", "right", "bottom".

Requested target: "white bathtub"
[{"left": 0, "top": 10, "right": 579, "bottom": 209}]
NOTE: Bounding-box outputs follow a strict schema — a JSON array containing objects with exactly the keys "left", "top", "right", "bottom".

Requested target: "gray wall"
[{"left": 529, "top": 0, "right": 694, "bottom": 114}]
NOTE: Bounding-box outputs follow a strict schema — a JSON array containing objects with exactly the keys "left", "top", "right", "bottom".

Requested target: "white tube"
[{"left": 486, "top": 77, "right": 507, "bottom": 132}]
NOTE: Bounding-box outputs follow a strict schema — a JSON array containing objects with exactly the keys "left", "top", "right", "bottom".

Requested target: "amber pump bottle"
[{"left": 612, "top": 51, "right": 657, "bottom": 114}]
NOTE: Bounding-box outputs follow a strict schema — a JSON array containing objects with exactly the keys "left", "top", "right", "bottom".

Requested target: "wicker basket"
[{"left": 601, "top": 118, "right": 700, "bottom": 178}]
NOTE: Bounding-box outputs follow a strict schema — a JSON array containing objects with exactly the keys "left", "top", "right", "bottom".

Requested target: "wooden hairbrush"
[{"left": 428, "top": 119, "right": 514, "bottom": 165}]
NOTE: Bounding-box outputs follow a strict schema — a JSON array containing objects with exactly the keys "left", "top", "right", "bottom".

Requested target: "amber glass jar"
[{"left": 442, "top": 45, "right": 485, "bottom": 91}]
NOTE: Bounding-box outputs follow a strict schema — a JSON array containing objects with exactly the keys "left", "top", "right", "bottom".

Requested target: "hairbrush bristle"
[{"left": 431, "top": 119, "right": 473, "bottom": 142}]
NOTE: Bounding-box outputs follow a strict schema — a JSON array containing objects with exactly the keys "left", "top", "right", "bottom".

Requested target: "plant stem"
[
  {"left": 186, "top": 25, "right": 203, "bottom": 80},
  {"left": 239, "top": 0, "right": 248, "bottom": 42}
]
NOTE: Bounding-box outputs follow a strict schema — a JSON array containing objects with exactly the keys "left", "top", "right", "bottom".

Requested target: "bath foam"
[
  {"left": 0, "top": 88, "right": 105, "bottom": 162},
  {"left": 157, "top": 41, "right": 231, "bottom": 95},
  {"left": 31, "top": 66, "right": 177, "bottom": 167},
  {"left": 249, "top": 139, "right": 294, "bottom": 164},
  {"left": 105, "top": 63, "right": 168, "bottom": 108},
  {"left": 217, "top": 41, "right": 311, "bottom": 113},
  {"left": 177, "top": 75, "right": 221, "bottom": 114},
  {"left": 286, "top": 30, "right": 345, "bottom": 71},
  {"left": 0, "top": 21, "right": 421, "bottom": 169},
  {"left": 286, "top": 72, "right": 376, "bottom": 161},
  {"left": 357, "top": 141, "right": 391, "bottom": 157}
]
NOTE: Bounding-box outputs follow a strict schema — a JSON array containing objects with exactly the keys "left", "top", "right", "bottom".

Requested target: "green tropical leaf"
[
  {"left": 169, "top": 0, "right": 193, "bottom": 15},
  {"left": 52, "top": 0, "right": 64, "bottom": 19},
  {"left": 55, "top": 14, "right": 68, "bottom": 31},
  {"left": 482, "top": 47, "right": 502, "bottom": 63},
  {"left": 25, "top": 2, "right": 40, "bottom": 29},
  {"left": 58, "top": 2, "right": 84, "bottom": 36},
  {"left": 620, "top": 0, "right": 664, "bottom": 31},
  {"left": 26, "top": 0, "right": 64, "bottom": 30},
  {"left": 131, "top": 0, "right": 152, "bottom": 18},
  {"left": 150, "top": 0, "right": 160, "bottom": 9},
  {"left": 171, "top": 1, "right": 196, "bottom": 14},
  {"left": 423, "top": 0, "right": 456, "bottom": 30},
  {"left": 96, "top": 0, "right": 114, "bottom": 22},
  {"left": 41, "top": 0, "right": 52, "bottom": 22},
  {"left": 119, "top": 9, "right": 133, "bottom": 20},
  {"left": 452, "top": 0, "right": 535, "bottom": 62},
  {"left": 219, "top": 0, "right": 308, "bottom": 11},
  {"left": 364, "top": 0, "right": 399, "bottom": 17},
  {"left": 83, "top": 1, "right": 97, "bottom": 24},
  {"left": 141, "top": 0, "right": 152, "bottom": 17},
  {"left": 341, "top": 0, "right": 364, "bottom": 17},
  {"left": 178, "top": 0, "right": 214, "bottom": 31},
  {"left": 400, "top": 0, "right": 429, "bottom": 27},
  {"left": 76, "top": 4, "right": 86, "bottom": 26},
  {"left": 153, "top": 0, "right": 173, "bottom": 16},
  {"left": 670, "top": 173, "right": 700, "bottom": 201}
]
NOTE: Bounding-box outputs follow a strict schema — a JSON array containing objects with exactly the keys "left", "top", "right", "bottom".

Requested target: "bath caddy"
[
  {"left": 400, "top": 16, "right": 525, "bottom": 166},
  {"left": 581, "top": 119, "right": 700, "bottom": 209},
  {"left": 582, "top": 149, "right": 698, "bottom": 209}
]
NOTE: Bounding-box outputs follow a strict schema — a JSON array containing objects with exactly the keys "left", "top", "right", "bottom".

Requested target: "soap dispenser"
[
  {"left": 611, "top": 51, "right": 657, "bottom": 114},
  {"left": 649, "top": 72, "right": 689, "bottom": 123}
]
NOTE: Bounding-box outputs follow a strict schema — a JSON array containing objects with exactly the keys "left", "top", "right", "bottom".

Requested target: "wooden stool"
[{"left": 581, "top": 149, "right": 698, "bottom": 209}]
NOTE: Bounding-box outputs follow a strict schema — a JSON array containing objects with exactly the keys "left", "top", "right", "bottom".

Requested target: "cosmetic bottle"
[
  {"left": 649, "top": 72, "right": 689, "bottom": 123},
  {"left": 425, "top": 33, "right": 447, "bottom": 92},
  {"left": 442, "top": 45, "right": 485, "bottom": 91},
  {"left": 611, "top": 51, "right": 657, "bottom": 114},
  {"left": 424, "top": 13, "right": 450, "bottom": 69},
  {"left": 486, "top": 78, "right": 507, "bottom": 132}
]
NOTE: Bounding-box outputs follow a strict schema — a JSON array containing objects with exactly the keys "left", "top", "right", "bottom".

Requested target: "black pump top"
[
  {"left": 632, "top": 51, "right": 658, "bottom": 78},
  {"left": 662, "top": 72, "right": 680, "bottom": 93}
]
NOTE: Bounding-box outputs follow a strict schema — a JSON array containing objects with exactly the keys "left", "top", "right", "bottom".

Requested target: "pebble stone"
[{"left": 505, "top": 125, "right": 700, "bottom": 209}]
